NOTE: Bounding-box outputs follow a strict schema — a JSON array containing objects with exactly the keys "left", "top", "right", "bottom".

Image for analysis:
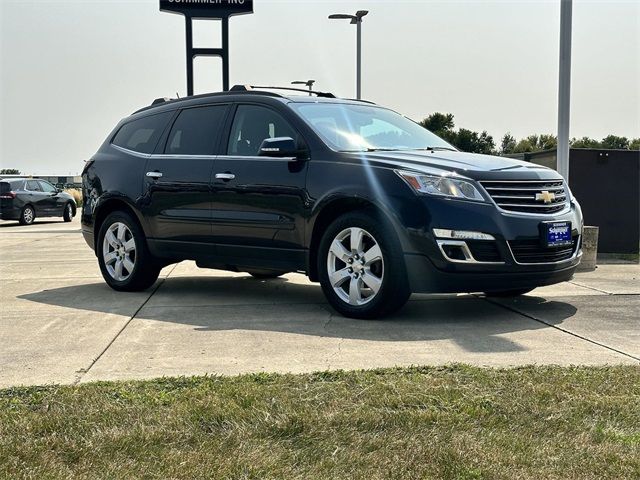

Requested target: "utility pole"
[{"left": 557, "top": 0, "right": 572, "bottom": 181}]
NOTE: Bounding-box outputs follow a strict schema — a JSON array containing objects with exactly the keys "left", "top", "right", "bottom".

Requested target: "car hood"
[{"left": 345, "top": 150, "right": 562, "bottom": 181}]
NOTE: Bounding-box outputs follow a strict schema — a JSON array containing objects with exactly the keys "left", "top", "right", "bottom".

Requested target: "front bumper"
[{"left": 402, "top": 196, "right": 583, "bottom": 293}]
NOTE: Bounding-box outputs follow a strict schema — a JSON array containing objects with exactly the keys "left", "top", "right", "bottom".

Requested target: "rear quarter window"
[
  {"left": 1, "top": 180, "right": 23, "bottom": 192},
  {"left": 112, "top": 111, "right": 173, "bottom": 154}
]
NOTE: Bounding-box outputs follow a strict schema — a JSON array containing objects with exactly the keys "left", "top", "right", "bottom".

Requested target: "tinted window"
[
  {"left": 39, "top": 180, "right": 57, "bottom": 193},
  {"left": 227, "top": 105, "right": 298, "bottom": 156},
  {"left": 165, "top": 105, "right": 227, "bottom": 155},
  {"left": 0, "top": 180, "right": 23, "bottom": 192},
  {"left": 112, "top": 112, "right": 173, "bottom": 154},
  {"left": 26, "top": 180, "right": 41, "bottom": 192}
]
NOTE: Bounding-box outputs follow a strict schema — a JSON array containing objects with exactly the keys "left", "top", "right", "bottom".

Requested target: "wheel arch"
[
  {"left": 92, "top": 197, "right": 146, "bottom": 252},
  {"left": 65, "top": 200, "right": 77, "bottom": 216},
  {"left": 307, "top": 196, "right": 407, "bottom": 282}
]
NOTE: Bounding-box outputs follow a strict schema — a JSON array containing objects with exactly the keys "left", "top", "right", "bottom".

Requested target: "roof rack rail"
[
  {"left": 345, "top": 98, "right": 377, "bottom": 105},
  {"left": 151, "top": 97, "right": 172, "bottom": 106},
  {"left": 230, "top": 84, "right": 336, "bottom": 98}
]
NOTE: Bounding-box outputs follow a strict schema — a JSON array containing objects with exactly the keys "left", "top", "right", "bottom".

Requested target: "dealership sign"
[{"left": 159, "top": 0, "right": 253, "bottom": 18}]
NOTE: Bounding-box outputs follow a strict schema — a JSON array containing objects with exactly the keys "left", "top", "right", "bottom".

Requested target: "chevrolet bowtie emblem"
[{"left": 535, "top": 190, "right": 556, "bottom": 204}]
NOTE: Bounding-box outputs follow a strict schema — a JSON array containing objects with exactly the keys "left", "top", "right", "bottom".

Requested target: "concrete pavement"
[{"left": 1, "top": 217, "right": 638, "bottom": 388}]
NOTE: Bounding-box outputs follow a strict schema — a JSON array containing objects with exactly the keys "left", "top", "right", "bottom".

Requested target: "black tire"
[
  {"left": 318, "top": 210, "right": 410, "bottom": 319},
  {"left": 63, "top": 202, "right": 74, "bottom": 222},
  {"left": 484, "top": 288, "right": 534, "bottom": 298},
  {"left": 97, "top": 210, "right": 160, "bottom": 291},
  {"left": 247, "top": 270, "right": 288, "bottom": 279},
  {"left": 19, "top": 205, "right": 35, "bottom": 225}
]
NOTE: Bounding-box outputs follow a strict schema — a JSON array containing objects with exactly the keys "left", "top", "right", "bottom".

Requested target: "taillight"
[{"left": 0, "top": 191, "right": 16, "bottom": 199}]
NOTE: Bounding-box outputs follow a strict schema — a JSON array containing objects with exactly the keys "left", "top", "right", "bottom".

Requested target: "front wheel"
[
  {"left": 63, "top": 203, "right": 74, "bottom": 222},
  {"left": 97, "top": 211, "right": 160, "bottom": 291},
  {"left": 484, "top": 288, "right": 535, "bottom": 298},
  {"left": 318, "top": 211, "right": 410, "bottom": 319}
]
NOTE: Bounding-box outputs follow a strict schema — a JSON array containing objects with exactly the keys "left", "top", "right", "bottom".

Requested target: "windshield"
[{"left": 290, "top": 103, "right": 455, "bottom": 152}]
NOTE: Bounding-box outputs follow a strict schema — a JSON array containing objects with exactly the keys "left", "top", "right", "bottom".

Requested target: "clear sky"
[{"left": 1, "top": 0, "right": 638, "bottom": 175}]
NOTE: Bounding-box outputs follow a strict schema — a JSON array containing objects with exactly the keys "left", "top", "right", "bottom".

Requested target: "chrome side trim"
[
  {"left": 437, "top": 240, "right": 505, "bottom": 265},
  {"left": 111, "top": 144, "right": 151, "bottom": 159}
]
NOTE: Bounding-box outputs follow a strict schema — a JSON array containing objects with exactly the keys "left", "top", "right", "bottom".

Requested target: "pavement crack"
[
  {"left": 481, "top": 296, "right": 640, "bottom": 363},
  {"left": 72, "top": 264, "right": 178, "bottom": 385},
  {"left": 568, "top": 280, "right": 612, "bottom": 295},
  {"left": 323, "top": 309, "right": 335, "bottom": 331}
]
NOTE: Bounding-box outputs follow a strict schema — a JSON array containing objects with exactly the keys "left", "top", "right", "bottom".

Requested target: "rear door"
[
  {"left": 142, "top": 103, "right": 229, "bottom": 255},
  {"left": 24, "top": 180, "right": 48, "bottom": 215},
  {"left": 210, "top": 103, "right": 309, "bottom": 271}
]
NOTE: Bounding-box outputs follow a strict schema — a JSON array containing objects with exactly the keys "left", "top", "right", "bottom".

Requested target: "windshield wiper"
[
  {"left": 366, "top": 147, "right": 402, "bottom": 152},
  {"left": 413, "top": 146, "right": 457, "bottom": 152}
]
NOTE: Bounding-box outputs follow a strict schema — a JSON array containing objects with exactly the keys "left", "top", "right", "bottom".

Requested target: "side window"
[
  {"left": 26, "top": 180, "right": 41, "bottom": 192},
  {"left": 112, "top": 111, "right": 173, "bottom": 154},
  {"left": 227, "top": 105, "right": 299, "bottom": 156},
  {"left": 165, "top": 105, "right": 227, "bottom": 155},
  {"left": 39, "top": 181, "right": 57, "bottom": 193}
]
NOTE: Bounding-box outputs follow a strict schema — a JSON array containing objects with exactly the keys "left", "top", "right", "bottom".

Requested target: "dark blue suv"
[{"left": 82, "top": 86, "right": 583, "bottom": 318}]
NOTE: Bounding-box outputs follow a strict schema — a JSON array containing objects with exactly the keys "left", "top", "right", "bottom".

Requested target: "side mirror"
[{"left": 258, "top": 137, "right": 301, "bottom": 159}]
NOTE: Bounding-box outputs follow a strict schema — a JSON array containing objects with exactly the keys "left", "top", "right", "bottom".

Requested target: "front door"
[
  {"left": 210, "top": 104, "right": 309, "bottom": 271},
  {"left": 38, "top": 180, "right": 64, "bottom": 214},
  {"left": 142, "top": 104, "right": 229, "bottom": 256}
]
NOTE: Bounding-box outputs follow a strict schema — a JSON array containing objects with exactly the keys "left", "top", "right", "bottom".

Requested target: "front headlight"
[{"left": 396, "top": 170, "right": 486, "bottom": 202}]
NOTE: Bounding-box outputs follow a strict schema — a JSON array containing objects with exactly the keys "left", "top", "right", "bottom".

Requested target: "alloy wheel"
[
  {"left": 326, "top": 227, "right": 384, "bottom": 306},
  {"left": 102, "top": 222, "right": 136, "bottom": 281},
  {"left": 23, "top": 207, "right": 34, "bottom": 224}
]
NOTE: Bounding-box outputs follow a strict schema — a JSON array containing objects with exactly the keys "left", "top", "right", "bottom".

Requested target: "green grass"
[{"left": 1, "top": 365, "right": 639, "bottom": 479}]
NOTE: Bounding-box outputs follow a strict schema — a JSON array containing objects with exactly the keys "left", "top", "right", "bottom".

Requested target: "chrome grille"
[
  {"left": 480, "top": 180, "right": 568, "bottom": 214},
  {"left": 509, "top": 236, "right": 579, "bottom": 264}
]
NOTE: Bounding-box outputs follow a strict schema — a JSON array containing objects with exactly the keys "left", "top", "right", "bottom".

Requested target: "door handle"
[
  {"left": 215, "top": 173, "right": 235, "bottom": 181},
  {"left": 146, "top": 171, "right": 163, "bottom": 179}
]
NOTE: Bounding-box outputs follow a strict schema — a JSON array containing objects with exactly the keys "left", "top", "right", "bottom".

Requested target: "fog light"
[{"left": 433, "top": 229, "right": 495, "bottom": 241}]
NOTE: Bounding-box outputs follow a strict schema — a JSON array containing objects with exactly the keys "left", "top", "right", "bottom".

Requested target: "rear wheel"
[
  {"left": 63, "top": 202, "right": 74, "bottom": 222},
  {"left": 484, "top": 288, "right": 534, "bottom": 297},
  {"left": 19, "top": 205, "right": 35, "bottom": 225},
  {"left": 318, "top": 211, "right": 410, "bottom": 319},
  {"left": 97, "top": 211, "right": 160, "bottom": 291},
  {"left": 247, "top": 270, "right": 288, "bottom": 279}
]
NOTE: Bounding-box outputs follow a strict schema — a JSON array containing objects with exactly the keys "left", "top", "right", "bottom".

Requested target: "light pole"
[
  {"left": 557, "top": 0, "right": 572, "bottom": 181},
  {"left": 292, "top": 80, "right": 316, "bottom": 96},
  {"left": 329, "top": 10, "right": 369, "bottom": 99}
]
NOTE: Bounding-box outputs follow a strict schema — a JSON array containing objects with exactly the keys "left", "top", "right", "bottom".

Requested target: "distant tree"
[
  {"left": 601, "top": 135, "right": 629, "bottom": 150},
  {"left": 537, "top": 134, "right": 557, "bottom": 150},
  {"left": 419, "top": 113, "right": 454, "bottom": 135},
  {"left": 453, "top": 129, "right": 495, "bottom": 155},
  {"left": 629, "top": 138, "right": 640, "bottom": 150},
  {"left": 0, "top": 168, "right": 20, "bottom": 175},
  {"left": 500, "top": 133, "right": 517, "bottom": 154},
  {"left": 512, "top": 134, "right": 556, "bottom": 153},
  {"left": 571, "top": 137, "right": 601, "bottom": 148},
  {"left": 419, "top": 113, "right": 495, "bottom": 154}
]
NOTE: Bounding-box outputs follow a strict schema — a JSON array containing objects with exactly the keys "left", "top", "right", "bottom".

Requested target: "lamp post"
[
  {"left": 292, "top": 80, "right": 316, "bottom": 96},
  {"left": 328, "top": 10, "right": 369, "bottom": 99},
  {"left": 557, "top": 0, "right": 572, "bottom": 181}
]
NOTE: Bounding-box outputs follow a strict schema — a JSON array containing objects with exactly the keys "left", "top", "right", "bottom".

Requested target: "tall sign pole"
[
  {"left": 557, "top": 0, "right": 572, "bottom": 181},
  {"left": 160, "top": 0, "right": 254, "bottom": 96}
]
